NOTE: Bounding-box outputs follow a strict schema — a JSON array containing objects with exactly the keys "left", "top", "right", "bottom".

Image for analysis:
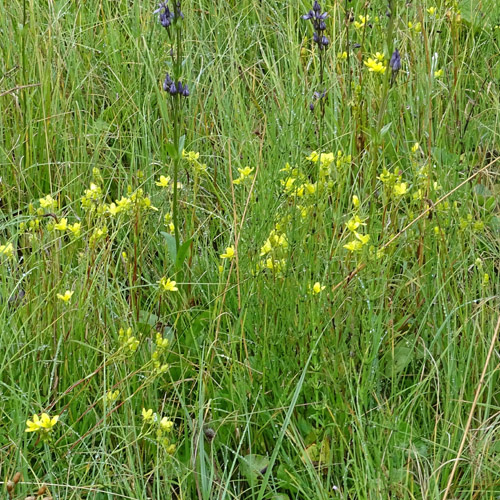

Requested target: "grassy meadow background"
[{"left": 1, "top": 0, "right": 499, "bottom": 498}]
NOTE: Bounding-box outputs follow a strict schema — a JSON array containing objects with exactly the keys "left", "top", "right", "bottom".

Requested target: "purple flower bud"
[
  {"left": 313, "top": 32, "right": 320, "bottom": 44},
  {"left": 182, "top": 84, "right": 189, "bottom": 97},
  {"left": 321, "top": 36, "right": 329, "bottom": 47},
  {"left": 390, "top": 49, "right": 401, "bottom": 72},
  {"left": 169, "top": 82, "right": 177, "bottom": 95},
  {"left": 313, "top": 1, "right": 321, "bottom": 13},
  {"left": 302, "top": 10, "right": 314, "bottom": 20},
  {"left": 319, "top": 20, "right": 326, "bottom": 31},
  {"left": 309, "top": 102, "right": 315, "bottom": 111},
  {"left": 163, "top": 73, "right": 173, "bottom": 91},
  {"left": 177, "top": 81, "right": 183, "bottom": 94}
]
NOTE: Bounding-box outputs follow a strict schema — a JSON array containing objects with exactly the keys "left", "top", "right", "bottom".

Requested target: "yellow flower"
[
  {"left": 182, "top": 150, "right": 200, "bottom": 162},
  {"left": 312, "top": 282, "right": 325, "bottom": 295},
  {"left": 354, "top": 15, "right": 369, "bottom": 29},
  {"left": 346, "top": 215, "right": 366, "bottom": 232},
  {"left": 106, "top": 390, "right": 120, "bottom": 403},
  {"left": 337, "top": 51, "right": 347, "bottom": 60},
  {"left": 57, "top": 290, "right": 74, "bottom": 303},
  {"left": 54, "top": 218, "right": 68, "bottom": 231},
  {"left": 374, "top": 51, "right": 385, "bottom": 62},
  {"left": 25, "top": 413, "right": 59, "bottom": 433},
  {"left": 354, "top": 232, "right": 370, "bottom": 245},
  {"left": 160, "top": 417, "right": 174, "bottom": 432},
  {"left": 408, "top": 21, "right": 422, "bottom": 32},
  {"left": 427, "top": 7, "right": 436, "bottom": 15},
  {"left": 39, "top": 195, "right": 57, "bottom": 210},
  {"left": 306, "top": 151, "right": 320, "bottom": 162},
  {"left": 67, "top": 223, "right": 81, "bottom": 237},
  {"left": 411, "top": 142, "right": 420, "bottom": 153},
  {"left": 364, "top": 58, "right": 386, "bottom": 73},
  {"left": 0, "top": 243, "right": 14, "bottom": 259},
  {"left": 343, "top": 240, "right": 364, "bottom": 252},
  {"left": 233, "top": 166, "right": 254, "bottom": 185},
  {"left": 434, "top": 69, "right": 444, "bottom": 78},
  {"left": 158, "top": 277, "right": 178, "bottom": 292},
  {"left": 156, "top": 175, "right": 171, "bottom": 188},
  {"left": 393, "top": 182, "right": 408, "bottom": 197},
  {"left": 220, "top": 246, "right": 235, "bottom": 259},
  {"left": 142, "top": 408, "right": 155, "bottom": 423},
  {"left": 352, "top": 195, "right": 360, "bottom": 208}
]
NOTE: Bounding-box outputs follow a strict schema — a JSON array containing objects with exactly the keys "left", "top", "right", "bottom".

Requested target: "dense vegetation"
[{"left": 1, "top": 0, "right": 499, "bottom": 498}]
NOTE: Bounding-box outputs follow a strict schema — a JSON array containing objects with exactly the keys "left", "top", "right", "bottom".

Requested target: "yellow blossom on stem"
[
  {"left": 393, "top": 182, "right": 408, "bottom": 197},
  {"left": 311, "top": 282, "right": 325, "bottom": 295},
  {"left": 67, "top": 223, "right": 81, "bottom": 237},
  {"left": 0, "top": 243, "right": 14, "bottom": 259},
  {"left": 352, "top": 195, "right": 360, "bottom": 208},
  {"left": 220, "top": 246, "right": 235, "bottom": 259},
  {"left": 354, "top": 15, "right": 369, "bottom": 29},
  {"left": 158, "top": 277, "right": 178, "bottom": 292},
  {"left": 142, "top": 408, "right": 155, "bottom": 423},
  {"left": 39, "top": 195, "right": 57, "bottom": 210},
  {"left": 156, "top": 175, "right": 171, "bottom": 188},
  {"left": 25, "top": 413, "right": 59, "bottom": 433},
  {"left": 343, "top": 240, "right": 364, "bottom": 252},
  {"left": 57, "top": 290, "right": 74, "bottom": 303},
  {"left": 54, "top": 218, "right": 68, "bottom": 231},
  {"left": 160, "top": 417, "right": 174, "bottom": 432},
  {"left": 364, "top": 58, "right": 386, "bottom": 73}
]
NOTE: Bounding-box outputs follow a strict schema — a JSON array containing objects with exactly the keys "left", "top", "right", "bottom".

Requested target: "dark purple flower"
[
  {"left": 390, "top": 49, "right": 401, "bottom": 72},
  {"left": 182, "top": 84, "right": 189, "bottom": 97},
  {"left": 163, "top": 73, "right": 173, "bottom": 91}
]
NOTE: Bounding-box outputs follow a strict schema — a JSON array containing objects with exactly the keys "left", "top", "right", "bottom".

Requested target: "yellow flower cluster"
[
  {"left": 158, "top": 276, "right": 178, "bottom": 292},
  {"left": 118, "top": 327, "right": 140, "bottom": 353},
  {"left": 233, "top": 166, "right": 254, "bottom": 185},
  {"left": 0, "top": 242, "right": 14, "bottom": 259},
  {"left": 151, "top": 332, "right": 169, "bottom": 374},
  {"left": 378, "top": 167, "right": 408, "bottom": 198},
  {"left": 182, "top": 149, "right": 207, "bottom": 173},
  {"left": 25, "top": 413, "right": 59, "bottom": 437},
  {"left": 141, "top": 408, "right": 176, "bottom": 453}
]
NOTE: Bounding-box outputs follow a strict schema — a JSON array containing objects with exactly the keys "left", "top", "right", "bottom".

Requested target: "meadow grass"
[{"left": 0, "top": 0, "right": 499, "bottom": 499}]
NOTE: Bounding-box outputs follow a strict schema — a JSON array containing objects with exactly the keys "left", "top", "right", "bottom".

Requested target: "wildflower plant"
[{"left": 156, "top": 1, "right": 190, "bottom": 253}]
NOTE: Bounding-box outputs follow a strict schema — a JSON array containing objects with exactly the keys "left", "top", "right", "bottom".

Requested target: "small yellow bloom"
[
  {"left": 0, "top": 243, "right": 14, "bottom": 259},
  {"left": 220, "top": 246, "right": 235, "bottom": 259},
  {"left": 364, "top": 58, "right": 386, "bottom": 73},
  {"left": 346, "top": 215, "right": 366, "bottom": 232},
  {"left": 160, "top": 417, "right": 174, "bottom": 432},
  {"left": 354, "top": 15, "right": 369, "bottom": 29},
  {"left": 393, "top": 182, "right": 408, "bottom": 197},
  {"left": 337, "top": 51, "right": 347, "bottom": 60},
  {"left": 54, "top": 218, "right": 68, "bottom": 231},
  {"left": 156, "top": 175, "right": 171, "bottom": 188},
  {"left": 427, "top": 7, "right": 436, "bottom": 15},
  {"left": 142, "top": 408, "right": 155, "bottom": 422},
  {"left": 39, "top": 195, "right": 57, "bottom": 210},
  {"left": 434, "top": 69, "right": 444, "bottom": 78},
  {"left": 354, "top": 232, "right": 370, "bottom": 245},
  {"left": 352, "top": 195, "right": 360, "bottom": 208},
  {"left": 374, "top": 51, "right": 385, "bottom": 62},
  {"left": 343, "top": 240, "right": 363, "bottom": 252},
  {"left": 25, "top": 413, "right": 59, "bottom": 433},
  {"left": 411, "top": 142, "right": 420, "bottom": 153},
  {"left": 67, "top": 223, "right": 81, "bottom": 237},
  {"left": 57, "top": 290, "right": 74, "bottom": 303},
  {"left": 106, "top": 390, "right": 120, "bottom": 403},
  {"left": 312, "top": 282, "right": 325, "bottom": 295},
  {"left": 158, "top": 277, "right": 178, "bottom": 292}
]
